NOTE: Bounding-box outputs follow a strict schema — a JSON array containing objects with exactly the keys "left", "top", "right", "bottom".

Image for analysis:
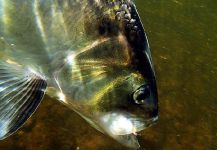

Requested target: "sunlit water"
[{"left": 0, "top": 0, "right": 217, "bottom": 149}]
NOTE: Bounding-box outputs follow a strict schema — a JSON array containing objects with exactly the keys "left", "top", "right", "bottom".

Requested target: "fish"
[{"left": 0, "top": 0, "right": 158, "bottom": 148}]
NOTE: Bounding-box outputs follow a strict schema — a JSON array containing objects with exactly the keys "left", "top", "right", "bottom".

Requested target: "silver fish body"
[{"left": 0, "top": 0, "right": 158, "bottom": 148}]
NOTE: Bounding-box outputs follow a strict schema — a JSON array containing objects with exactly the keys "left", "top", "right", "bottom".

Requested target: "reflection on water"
[{"left": 0, "top": 0, "right": 217, "bottom": 149}]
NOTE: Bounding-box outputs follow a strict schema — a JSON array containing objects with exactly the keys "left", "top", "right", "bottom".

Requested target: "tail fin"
[{"left": 0, "top": 61, "right": 47, "bottom": 139}]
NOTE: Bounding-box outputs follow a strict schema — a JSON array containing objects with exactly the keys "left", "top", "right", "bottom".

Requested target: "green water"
[{"left": 0, "top": 0, "right": 217, "bottom": 149}]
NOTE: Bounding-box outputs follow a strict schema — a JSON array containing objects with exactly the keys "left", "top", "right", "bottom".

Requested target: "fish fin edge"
[{"left": 0, "top": 61, "right": 47, "bottom": 139}]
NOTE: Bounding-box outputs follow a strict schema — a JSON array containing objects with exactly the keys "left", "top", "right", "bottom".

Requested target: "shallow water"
[{"left": 0, "top": 0, "right": 217, "bottom": 149}]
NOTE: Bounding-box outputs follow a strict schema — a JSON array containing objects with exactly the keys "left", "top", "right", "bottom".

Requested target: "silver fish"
[{"left": 0, "top": 0, "right": 158, "bottom": 148}]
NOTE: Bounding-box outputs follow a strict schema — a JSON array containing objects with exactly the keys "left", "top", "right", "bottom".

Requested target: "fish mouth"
[
  {"left": 98, "top": 112, "right": 158, "bottom": 149},
  {"left": 133, "top": 115, "right": 158, "bottom": 133},
  {"left": 99, "top": 112, "right": 158, "bottom": 136}
]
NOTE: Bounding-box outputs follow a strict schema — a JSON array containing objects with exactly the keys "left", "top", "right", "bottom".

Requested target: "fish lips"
[
  {"left": 98, "top": 111, "right": 158, "bottom": 136},
  {"left": 97, "top": 111, "right": 158, "bottom": 149}
]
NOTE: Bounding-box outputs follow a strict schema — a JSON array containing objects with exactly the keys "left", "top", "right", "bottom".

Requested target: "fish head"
[
  {"left": 51, "top": 0, "right": 158, "bottom": 148},
  {"left": 85, "top": 1, "right": 159, "bottom": 148},
  {"left": 92, "top": 53, "right": 158, "bottom": 148}
]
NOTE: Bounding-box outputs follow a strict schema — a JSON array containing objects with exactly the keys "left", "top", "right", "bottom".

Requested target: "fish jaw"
[{"left": 94, "top": 111, "right": 158, "bottom": 148}]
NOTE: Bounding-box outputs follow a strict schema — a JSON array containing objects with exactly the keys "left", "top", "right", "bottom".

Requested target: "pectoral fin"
[{"left": 0, "top": 61, "right": 47, "bottom": 139}]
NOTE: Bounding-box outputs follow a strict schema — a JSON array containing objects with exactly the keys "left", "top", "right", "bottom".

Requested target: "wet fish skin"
[{"left": 0, "top": 0, "right": 158, "bottom": 149}]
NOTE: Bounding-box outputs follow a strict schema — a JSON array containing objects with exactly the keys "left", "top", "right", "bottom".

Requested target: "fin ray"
[
  {"left": 0, "top": 61, "right": 47, "bottom": 139},
  {"left": 1, "top": 79, "right": 36, "bottom": 117},
  {"left": 0, "top": 78, "right": 30, "bottom": 99}
]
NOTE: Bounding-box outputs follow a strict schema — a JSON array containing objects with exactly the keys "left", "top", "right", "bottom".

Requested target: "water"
[{"left": 0, "top": 0, "right": 217, "bottom": 149}]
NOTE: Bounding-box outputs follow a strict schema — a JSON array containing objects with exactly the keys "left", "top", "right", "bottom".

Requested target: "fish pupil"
[{"left": 133, "top": 85, "right": 150, "bottom": 105}]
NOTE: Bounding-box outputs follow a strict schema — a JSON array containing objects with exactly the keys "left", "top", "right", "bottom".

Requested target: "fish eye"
[{"left": 133, "top": 85, "right": 150, "bottom": 105}]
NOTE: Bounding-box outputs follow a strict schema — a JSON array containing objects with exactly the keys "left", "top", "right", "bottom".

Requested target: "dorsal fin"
[{"left": 0, "top": 61, "right": 47, "bottom": 139}]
